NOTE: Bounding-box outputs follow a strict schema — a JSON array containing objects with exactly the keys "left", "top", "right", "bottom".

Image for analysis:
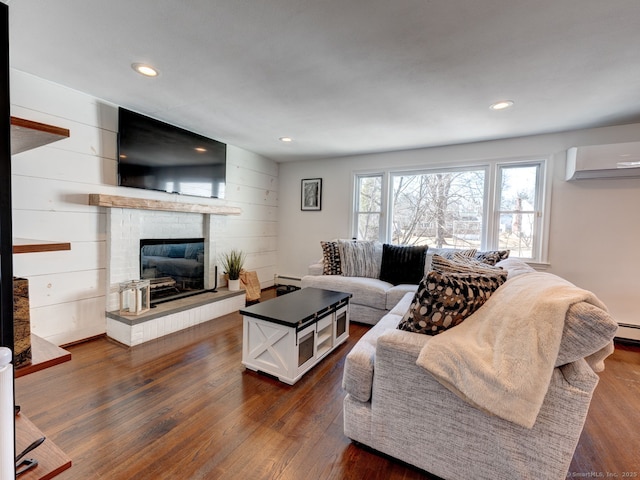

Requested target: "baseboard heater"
[
  {"left": 274, "top": 274, "right": 303, "bottom": 287},
  {"left": 615, "top": 323, "right": 640, "bottom": 346},
  {"left": 618, "top": 322, "right": 640, "bottom": 330}
]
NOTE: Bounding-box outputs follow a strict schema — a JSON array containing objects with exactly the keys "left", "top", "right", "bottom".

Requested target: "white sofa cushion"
[{"left": 386, "top": 284, "right": 417, "bottom": 310}]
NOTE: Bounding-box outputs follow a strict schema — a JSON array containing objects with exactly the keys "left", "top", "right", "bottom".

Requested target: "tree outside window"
[
  {"left": 496, "top": 164, "right": 540, "bottom": 258},
  {"left": 355, "top": 175, "right": 382, "bottom": 241},
  {"left": 390, "top": 169, "right": 485, "bottom": 248}
]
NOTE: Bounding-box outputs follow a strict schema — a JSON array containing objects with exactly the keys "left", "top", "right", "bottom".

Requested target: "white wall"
[
  {"left": 10, "top": 70, "right": 278, "bottom": 346},
  {"left": 278, "top": 123, "right": 640, "bottom": 335}
]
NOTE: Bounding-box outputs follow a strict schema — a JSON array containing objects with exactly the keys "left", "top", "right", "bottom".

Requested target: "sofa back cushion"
[
  {"left": 379, "top": 244, "right": 428, "bottom": 285},
  {"left": 495, "top": 257, "right": 536, "bottom": 278}
]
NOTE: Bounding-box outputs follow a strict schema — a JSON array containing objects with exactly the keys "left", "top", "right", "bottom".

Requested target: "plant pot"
[{"left": 228, "top": 279, "right": 241, "bottom": 291}]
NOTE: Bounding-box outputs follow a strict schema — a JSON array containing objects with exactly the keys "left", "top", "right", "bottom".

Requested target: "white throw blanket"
[{"left": 416, "top": 272, "right": 606, "bottom": 429}]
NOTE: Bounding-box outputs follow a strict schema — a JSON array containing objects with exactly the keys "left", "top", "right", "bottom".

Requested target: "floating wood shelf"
[
  {"left": 13, "top": 238, "right": 71, "bottom": 254},
  {"left": 10, "top": 117, "right": 72, "bottom": 257},
  {"left": 16, "top": 413, "right": 72, "bottom": 480},
  {"left": 10, "top": 116, "right": 70, "bottom": 155},
  {"left": 89, "top": 193, "right": 242, "bottom": 215},
  {"left": 15, "top": 334, "right": 72, "bottom": 378},
  {"left": 6, "top": 95, "right": 72, "bottom": 480}
]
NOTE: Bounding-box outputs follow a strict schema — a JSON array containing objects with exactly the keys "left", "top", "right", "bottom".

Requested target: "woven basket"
[{"left": 13, "top": 277, "right": 32, "bottom": 367}]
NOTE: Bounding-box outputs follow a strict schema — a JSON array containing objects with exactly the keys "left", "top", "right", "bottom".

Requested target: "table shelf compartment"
[
  {"left": 334, "top": 306, "right": 349, "bottom": 346},
  {"left": 316, "top": 315, "right": 334, "bottom": 359},
  {"left": 297, "top": 325, "right": 315, "bottom": 368}
]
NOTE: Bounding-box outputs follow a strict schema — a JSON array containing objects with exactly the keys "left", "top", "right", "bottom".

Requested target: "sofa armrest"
[
  {"left": 376, "top": 329, "right": 429, "bottom": 358},
  {"left": 308, "top": 261, "right": 323, "bottom": 275},
  {"left": 342, "top": 293, "right": 415, "bottom": 402},
  {"left": 555, "top": 301, "right": 618, "bottom": 368}
]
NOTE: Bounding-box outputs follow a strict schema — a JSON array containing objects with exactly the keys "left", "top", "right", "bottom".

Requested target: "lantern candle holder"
[{"left": 119, "top": 279, "right": 151, "bottom": 316}]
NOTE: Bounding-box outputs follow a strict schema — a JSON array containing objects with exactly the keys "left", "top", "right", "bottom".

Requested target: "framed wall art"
[{"left": 301, "top": 178, "right": 322, "bottom": 211}]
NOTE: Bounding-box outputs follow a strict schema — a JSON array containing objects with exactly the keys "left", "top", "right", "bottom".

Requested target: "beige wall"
[{"left": 278, "top": 123, "right": 640, "bottom": 338}]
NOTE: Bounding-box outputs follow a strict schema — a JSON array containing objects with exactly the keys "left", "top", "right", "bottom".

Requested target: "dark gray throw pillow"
[{"left": 379, "top": 244, "right": 428, "bottom": 285}]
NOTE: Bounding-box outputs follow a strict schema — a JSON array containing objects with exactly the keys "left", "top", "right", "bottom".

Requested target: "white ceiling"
[{"left": 5, "top": 0, "right": 640, "bottom": 162}]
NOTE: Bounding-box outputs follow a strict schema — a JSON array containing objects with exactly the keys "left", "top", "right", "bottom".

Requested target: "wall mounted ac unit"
[{"left": 566, "top": 141, "right": 640, "bottom": 180}]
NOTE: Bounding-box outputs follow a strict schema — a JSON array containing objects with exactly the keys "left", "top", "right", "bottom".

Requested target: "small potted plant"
[{"left": 220, "top": 249, "right": 246, "bottom": 291}]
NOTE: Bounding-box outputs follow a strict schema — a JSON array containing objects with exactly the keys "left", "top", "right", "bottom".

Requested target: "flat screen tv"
[{"left": 117, "top": 108, "right": 226, "bottom": 199}]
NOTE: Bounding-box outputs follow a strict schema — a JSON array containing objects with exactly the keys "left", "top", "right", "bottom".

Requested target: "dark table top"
[{"left": 240, "top": 287, "right": 351, "bottom": 328}]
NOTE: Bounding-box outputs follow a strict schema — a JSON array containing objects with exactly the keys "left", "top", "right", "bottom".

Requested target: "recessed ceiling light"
[
  {"left": 132, "top": 63, "right": 159, "bottom": 77},
  {"left": 195, "top": 147, "right": 207, "bottom": 153},
  {"left": 279, "top": 137, "right": 293, "bottom": 143},
  {"left": 490, "top": 100, "right": 514, "bottom": 111}
]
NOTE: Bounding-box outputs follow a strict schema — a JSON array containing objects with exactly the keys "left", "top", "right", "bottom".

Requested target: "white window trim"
[
  {"left": 352, "top": 172, "right": 386, "bottom": 242},
  {"left": 492, "top": 160, "right": 546, "bottom": 262}
]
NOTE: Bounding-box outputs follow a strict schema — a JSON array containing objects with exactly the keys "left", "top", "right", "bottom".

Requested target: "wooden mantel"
[{"left": 88, "top": 193, "right": 242, "bottom": 215}]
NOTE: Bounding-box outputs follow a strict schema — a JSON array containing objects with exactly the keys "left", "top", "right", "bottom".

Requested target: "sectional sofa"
[
  {"left": 302, "top": 261, "right": 415, "bottom": 324},
  {"left": 301, "top": 240, "right": 495, "bottom": 324},
  {"left": 341, "top": 257, "right": 618, "bottom": 479}
]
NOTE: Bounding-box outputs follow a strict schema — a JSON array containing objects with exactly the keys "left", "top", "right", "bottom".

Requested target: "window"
[
  {"left": 390, "top": 168, "right": 486, "bottom": 249},
  {"left": 353, "top": 158, "right": 547, "bottom": 262},
  {"left": 493, "top": 163, "right": 542, "bottom": 259},
  {"left": 354, "top": 174, "right": 383, "bottom": 241}
]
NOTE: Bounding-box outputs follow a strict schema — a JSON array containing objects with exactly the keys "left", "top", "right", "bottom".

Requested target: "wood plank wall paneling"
[
  {"left": 10, "top": 69, "right": 279, "bottom": 346},
  {"left": 12, "top": 241, "right": 105, "bottom": 277},
  {"left": 14, "top": 300, "right": 640, "bottom": 479},
  {"left": 13, "top": 210, "right": 105, "bottom": 242},
  {"left": 26, "top": 270, "right": 106, "bottom": 308},
  {"left": 12, "top": 156, "right": 118, "bottom": 193},
  {"left": 29, "top": 297, "right": 107, "bottom": 344}
]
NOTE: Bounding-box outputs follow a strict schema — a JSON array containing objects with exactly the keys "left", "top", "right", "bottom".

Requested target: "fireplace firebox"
[{"left": 140, "top": 238, "right": 206, "bottom": 304}]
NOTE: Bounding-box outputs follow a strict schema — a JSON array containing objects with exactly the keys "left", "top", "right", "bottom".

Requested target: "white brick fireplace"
[
  {"left": 95, "top": 195, "right": 244, "bottom": 346},
  {"left": 105, "top": 207, "right": 222, "bottom": 311}
]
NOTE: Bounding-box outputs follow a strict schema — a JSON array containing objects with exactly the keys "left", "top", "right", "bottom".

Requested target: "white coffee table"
[{"left": 240, "top": 287, "right": 350, "bottom": 384}]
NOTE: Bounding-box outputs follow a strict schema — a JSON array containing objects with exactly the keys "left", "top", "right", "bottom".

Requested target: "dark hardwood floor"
[{"left": 15, "top": 291, "right": 640, "bottom": 479}]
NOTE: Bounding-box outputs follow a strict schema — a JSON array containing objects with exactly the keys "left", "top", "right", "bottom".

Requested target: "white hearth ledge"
[
  {"left": 107, "top": 289, "right": 246, "bottom": 346},
  {"left": 89, "top": 193, "right": 242, "bottom": 215}
]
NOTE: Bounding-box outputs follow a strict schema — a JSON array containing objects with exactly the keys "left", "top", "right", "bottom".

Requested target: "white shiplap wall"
[{"left": 10, "top": 70, "right": 278, "bottom": 346}]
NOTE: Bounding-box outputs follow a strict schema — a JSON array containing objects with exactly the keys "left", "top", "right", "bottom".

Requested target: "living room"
[
  {"left": 9, "top": 74, "right": 640, "bottom": 348},
  {"left": 2, "top": 1, "right": 640, "bottom": 479}
]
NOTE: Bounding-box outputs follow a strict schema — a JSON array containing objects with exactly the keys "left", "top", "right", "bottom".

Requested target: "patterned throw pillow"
[
  {"left": 428, "top": 248, "right": 477, "bottom": 259},
  {"left": 430, "top": 253, "right": 504, "bottom": 275},
  {"left": 338, "top": 240, "right": 383, "bottom": 278},
  {"left": 475, "top": 250, "right": 510, "bottom": 266},
  {"left": 379, "top": 244, "right": 428, "bottom": 285},
  {"left": 321, "top": 241, "right": 342, "bottom": 275},
  {"left": 398, "top": 270, "right": 507, "bottom": 335}
]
